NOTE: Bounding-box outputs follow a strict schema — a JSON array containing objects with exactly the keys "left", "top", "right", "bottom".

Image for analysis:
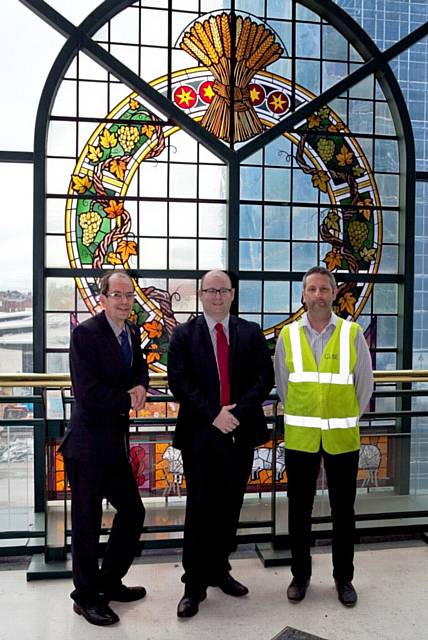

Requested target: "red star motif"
[
  {"left": 173, "top": 85, "right": 197, "bottom": 109},
  {"left": 199, "top": 81, "right": 215, "bottom": 104},
  {"left": 267, "top": 91, "right": 289, "bottom": 114},
  {"left": 249, "top": 83, "right": 266, "bottom": 106}
]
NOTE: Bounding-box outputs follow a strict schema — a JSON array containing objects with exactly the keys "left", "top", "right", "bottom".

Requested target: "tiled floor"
[{"left": 0, "top": 541, "right": 427, "bottom": 640}]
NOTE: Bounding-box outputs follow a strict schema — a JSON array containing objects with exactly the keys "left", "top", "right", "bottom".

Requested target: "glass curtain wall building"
[{"left": 1, "top": 0, "right": 427, "bottom": 544}]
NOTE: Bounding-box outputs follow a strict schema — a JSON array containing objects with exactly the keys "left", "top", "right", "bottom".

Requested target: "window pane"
[{"left": 240, "top": 241, "right": 261, "bottom": 270}]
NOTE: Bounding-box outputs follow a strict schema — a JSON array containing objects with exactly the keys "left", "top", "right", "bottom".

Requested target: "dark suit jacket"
[
  {"left": 59, "top": 310, "right": 149, "bottom": 464},
  {"left": 167, "top": 315, "right": 274, "bottom": 451}
]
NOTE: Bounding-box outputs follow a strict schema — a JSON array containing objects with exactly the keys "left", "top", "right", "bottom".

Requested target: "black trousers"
[
  {"left": 181, "top": 436, "right": 254, "bottom": 594},
  {"left": 64, "top": 457, "right": 145, "bottom": 604},
  {"left": 285, "top": 447, "right": 360, "bottom": 583}
]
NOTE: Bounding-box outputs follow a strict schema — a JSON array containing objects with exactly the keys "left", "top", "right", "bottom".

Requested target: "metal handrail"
[{"left": 1, "top": 369, "right": 428, "bottom": 387}]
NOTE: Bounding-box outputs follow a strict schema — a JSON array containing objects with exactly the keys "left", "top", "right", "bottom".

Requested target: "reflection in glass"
[
  {"left": 140, "top": 202, "right": 167, "bottom": 237},
  {"left": 296, "top": 22, "right": 321, "bottom": 58},
  {"left": 241, "top": 166, "right": 262, "bottom": 200},
  {"left": 373, "top": 284, "right": 398, "bottom": 314},
  {"left": 265, "top": 167, "right": 291, "bottom": 202},
  {"left": 46, "top": 278, "right": 75, "bottom": 312},
  {"left": 379, "top": 245, "right": 398, "bottom": 273},
  {"left": 169, "top": 163, "right": 197, "bottom": 198},
  {"left": 292, "top": 207, "right": 318, "bottom": 240},
  {"left": 46, "top": 313, "right": 71, "bottom": 348},
  {"left": 377, "top": 316, "right": 398, "bottom": 348},
  {"left": 199, "top": 204, "right": 227, "bottom": 237},
  {"left": 292, "top": 242, "right": 317, "bottom": 271},
  {"left": 375, "top": 138, "right": 399, "bottom": 173},
  {"left": 240, "top": 205, "right": 262, "bottom": 239},
  {"left": 264, "top": 241, "right": 290, "bottom": 271},
  {"left": 264, "top": 281, "right": 290, "bottom": 313},
  {"left": 296, "top": 59, "right": 320, "bottom": 94},
  {"left": 169, "top": 239, "right": 196, "bottom": 269},
  {"left": 239, "top": 281, "right": 262, "bottom": 313},
  {"left": 240, "top": 241, "right": 262, "bottom": 270},
  {"left": 141, "top": 238, "right": 167, "bottom": 269},
  {"left": 198, "top": 240, "right": 226, "bottom": 269},
  {"left": 292, "top": 170, "right": 318, "bottom": 204},
  {"left": 169, "top": 202, "right": 197, "bottom": 237},
  {"left": 199, "top": 164, "right": 227, "bottom": 199},
  {"left": 265, "top": 206, "right": 290, "bottom": 240}
]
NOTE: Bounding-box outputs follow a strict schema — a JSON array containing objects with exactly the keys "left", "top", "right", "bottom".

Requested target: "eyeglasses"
[
  {"left": 201, "top": 288, "right": 232, "bottom": 296},
  {"left": 105, "top": 292, "right": 135, "bottom": 301}
]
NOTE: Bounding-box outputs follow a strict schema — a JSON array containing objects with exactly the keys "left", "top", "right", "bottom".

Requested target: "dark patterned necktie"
[
  {"left": 215, "top": 322, "right": 230, "bottom": 406},
  {"left": 119, "top": 328, "right": 132, "bottom": 369}
]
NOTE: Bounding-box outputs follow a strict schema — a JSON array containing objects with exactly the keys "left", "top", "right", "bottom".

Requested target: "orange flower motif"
[
  {"left": 109, "top": 158, "right": 127, "bottom": 181},
  {"left": 336, "top": 144, "right": 354, "bottom": 167},
  {"left": 307, "top": 114, "right": 320, "bottom": 128},
  {"left": 312, "top": 170, "right": 330, "bottom": 192},
  {"left": 324, "top": 250, "right": 342, "bottom": 270},
  {"left": 147, "top": 344, "right": 161, "bottom": 364},
  {"left": 107, "top": 252, "right": 122, "bottom": 266},
  {"left": 104, "top": 200, "right": 124, "bottom": 219},
  {"left": 117, "top": 239, "right": 137, "bottom": 262},
  {"left": 338, "top": 292, "right": 356, "bottom": 315},
  {"left": 144, "top": 319, "right": 163, "bottom": 339},
  {"left": 357, "top": 197, "right": 373, "bottom": 221},
  {"left": 72, "top": 174, "right": 92, "bottom": 194}
]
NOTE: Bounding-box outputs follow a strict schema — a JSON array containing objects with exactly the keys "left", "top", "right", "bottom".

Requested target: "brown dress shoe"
[
  {"left": 287, "top": 578, "right": 310, "bottom": 602},
  {"left": 335, "top": 580, "right": 358, "bottom": 607}
]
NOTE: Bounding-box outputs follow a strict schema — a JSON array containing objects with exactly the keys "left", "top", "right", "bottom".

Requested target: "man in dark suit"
[
  {"left": 167, "top": 270, "right": 274, "bottom": 618},
  {"left": 59, "top": 271, "right": 149, "bottom": 626}
]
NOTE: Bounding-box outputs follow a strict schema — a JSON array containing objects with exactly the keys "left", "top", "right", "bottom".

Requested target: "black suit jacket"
[
  {"left": 167, "top": 315, "right": 274, "bottom": 451},
  {"left": 59, "top": 311, "right": 149, "bottom": 464}
]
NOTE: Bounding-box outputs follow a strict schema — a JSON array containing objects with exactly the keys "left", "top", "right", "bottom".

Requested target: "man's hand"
[
  {"left": 128, "top": 385, "right": 147, "bottom": 412},
  {"left": 212, "top": 404, "right": 240, "bottom": 434}
]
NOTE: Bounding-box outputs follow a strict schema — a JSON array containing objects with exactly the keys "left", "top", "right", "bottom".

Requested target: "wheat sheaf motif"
[{"left": 179, "top": 13, "right": 284, "bottom": 142}]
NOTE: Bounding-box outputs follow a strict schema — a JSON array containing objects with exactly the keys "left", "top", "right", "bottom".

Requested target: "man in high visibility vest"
[{"left": 274, "top": 266, "right": 373, "bottom": 607}]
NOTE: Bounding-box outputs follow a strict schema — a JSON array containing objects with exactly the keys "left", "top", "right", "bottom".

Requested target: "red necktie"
[{"left": 215, "top": 322, "right": 230, "bottom": 406}]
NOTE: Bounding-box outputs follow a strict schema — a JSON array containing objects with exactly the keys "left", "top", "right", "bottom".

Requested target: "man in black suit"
[
  {"left": 59, "top": 271, "right": 149, "bottom": 626},
  {"left": 167, "top": 270, "right": 274, "bottom": 618}
]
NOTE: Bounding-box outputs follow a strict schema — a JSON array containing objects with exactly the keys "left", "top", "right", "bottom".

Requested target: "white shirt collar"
[
  {"left": 301, "top": 311, "right": 338, "bottom": 333},
  {"left": 204, "top": 312, "right": 230, "bottom": 332}
]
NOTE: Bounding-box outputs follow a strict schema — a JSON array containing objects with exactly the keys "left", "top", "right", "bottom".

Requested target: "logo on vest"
[{"left": 324, "top": 353, "right": 338, "bottom": 360}]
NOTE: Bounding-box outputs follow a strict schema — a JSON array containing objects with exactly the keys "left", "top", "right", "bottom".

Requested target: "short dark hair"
[
  {"left": 99, "top": 271, "right": 133, "bottom": 295},
  {"left": 303, "top": 266, "right": 336, "bottom": 290}
]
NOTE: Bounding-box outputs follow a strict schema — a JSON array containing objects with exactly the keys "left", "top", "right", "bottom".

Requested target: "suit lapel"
[
  {"left": 196, "top": 315, "right": 220, "bottom": 391},
  {"left": 228, "top": 315, "right": 238, "bottom": 382},
  {"left": 95, "top": 311, "right": 126, "bottom": 370}
]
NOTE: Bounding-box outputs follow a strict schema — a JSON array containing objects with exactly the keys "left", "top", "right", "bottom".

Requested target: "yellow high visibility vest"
[{"left": 280, "top": 317, "right": 361, "bottom": 454}]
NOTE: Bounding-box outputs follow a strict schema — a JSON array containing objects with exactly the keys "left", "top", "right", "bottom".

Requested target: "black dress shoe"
[
  {"left": 103, "top": 584, "right": 147, "bottom": 602},
  {"left": 287, "top": 578, "right": 310, "bottom": 603},
  {"left": 177, "top": 591, "right": 207, "bottom": 618},
  {"left": 335, "top": 580, "right": 358, "bottom": 607},
  {"left": 73, "top": 601, "right": 119, "bottom": 626},
  {"left": 217, "top": 574, "right": 249, "bottom": 597}
]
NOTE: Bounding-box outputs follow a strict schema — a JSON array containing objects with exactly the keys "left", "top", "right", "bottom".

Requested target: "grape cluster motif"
[
  {"left": 118, "top": 125, "right": 140, "bottom": 152},
  {"left": 348, "top": 220, "right": 369, "bottom": 251},
  {"left": 79, "top": 211, "right": 102, "bottom": 246},
  {"left": 317, "top": 137, "right": 336, "bottom": 162}
]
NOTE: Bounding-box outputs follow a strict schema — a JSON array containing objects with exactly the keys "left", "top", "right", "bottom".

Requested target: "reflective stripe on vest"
[
  {"left": 284, "top": 414, "right": 359, "bottom": 430},
  {"left": 288, "top": 319, "right": 353, "bottom": 385}
]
